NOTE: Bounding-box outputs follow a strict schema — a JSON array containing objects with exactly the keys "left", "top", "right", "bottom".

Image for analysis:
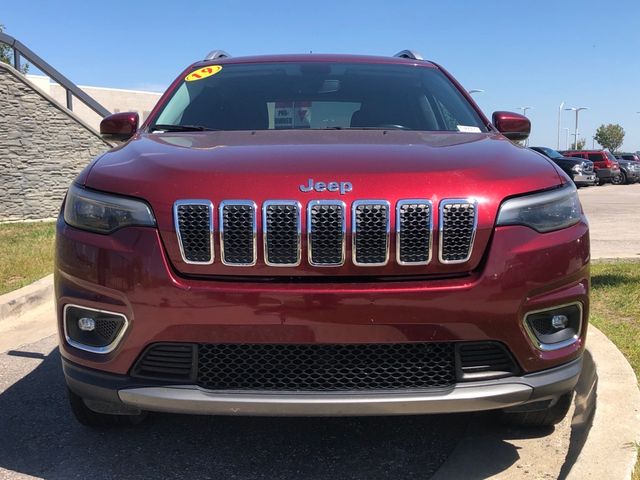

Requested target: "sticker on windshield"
[
  {"left": 185, "top": 65, "right": 222, "bottom": 82},
  {"left": 457, "top": 125, "right": 482, "bottom": 133}
]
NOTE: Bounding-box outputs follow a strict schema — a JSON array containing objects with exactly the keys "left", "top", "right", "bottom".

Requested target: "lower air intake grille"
[
  {"left": 440, "top": 200, "right": 477, "bottom": 263},
  {"left": 175, "top": 202, "right": 212, "bottom": 264},
  {"left": 221, "top": 202, "right": 256, "bottom": 266},
  {"left": 132, "top": 344, "right": 197, "bottom": 381},
  {"left": 457, "top": 342, "right": 519, "bottom": 380},
  {"left": 197, "top": 343, "right": 456, "bottom": 391},
  {"left": 308, "top": 201, "right": 345, "bottom": 266}
]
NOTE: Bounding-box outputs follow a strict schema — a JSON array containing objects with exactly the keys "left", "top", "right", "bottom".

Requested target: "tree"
[
  {"left": 594, "top": 124, "right": 625, "bottom": 153},
  {"left": 0, "top": 24, "right": 28, "bottom": 73},
  {"left": 573, "top": 138, "right": 586, "bottom": 150}
]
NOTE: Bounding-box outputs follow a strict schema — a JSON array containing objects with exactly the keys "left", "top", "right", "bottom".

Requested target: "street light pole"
[
  {"left": 557, "top": 101, "right": 565, "bottom": 149},
  {"left": 517, "top": 107, "right": 533, "bottom": 146},
  {"left": 565, "top": 107, "right": 588, "bottom": 149},
  {"left": 563, "top": 128, "right": 570, "bottom": 150},
  {"left": 518, "top": 106, "right": 533, "bottom": 117}
]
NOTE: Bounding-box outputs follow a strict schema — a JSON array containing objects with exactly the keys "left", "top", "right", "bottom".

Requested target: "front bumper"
[
  {"left": 56, "top": 216, "right": 590, "bottom": 382},
  {"left": 64, "top": 356, "right": 582, "bottom": 416},
  {"left": 572, "top": 173, "right": 596, "bottom": 186},
  {"left": 595, "top": 167, "right": 616, "bottom": 182}
]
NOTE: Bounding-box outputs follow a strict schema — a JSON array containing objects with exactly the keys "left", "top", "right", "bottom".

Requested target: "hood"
[{"left": 85, "top": 130, "right": 563, "bottom": 277}]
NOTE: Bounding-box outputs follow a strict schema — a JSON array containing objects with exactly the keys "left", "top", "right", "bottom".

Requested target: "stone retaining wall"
[{"left": 0, "top": 62, "right": 111, "bottom": 221}]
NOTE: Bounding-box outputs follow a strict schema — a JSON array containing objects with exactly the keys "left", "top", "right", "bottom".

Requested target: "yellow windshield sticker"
[{"left": 185, "top": 65, "right": 222, "bottom": 82}]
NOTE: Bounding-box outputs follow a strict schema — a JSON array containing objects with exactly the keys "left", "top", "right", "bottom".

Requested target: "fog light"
[
  {"left": 551, "top": 314, "right": 569, "bottom": 330},
  {"left": 524, "top": 303, "right": 582, "bottom": 351},
  {"left": 63, "top": 305, "right": 128, "bottom": 354},
  {"left": 78, "top": 317, "right": 96, "bottom": 332}
]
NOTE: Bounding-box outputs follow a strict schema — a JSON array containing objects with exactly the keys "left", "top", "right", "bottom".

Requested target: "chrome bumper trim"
[
  {"left": 118, "top": 357, "right": 582, "bottom": 416},
  {"left": 573, "top": 174, "right": 596, "bottom": 183}
]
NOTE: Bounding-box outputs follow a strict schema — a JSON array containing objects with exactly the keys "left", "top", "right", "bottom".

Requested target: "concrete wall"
[
  {"left": 27, "top": 75, "right": 162, "bottom": 131},
  {"left": 0, "top": 62, "right": 112, "bottom": 221}
]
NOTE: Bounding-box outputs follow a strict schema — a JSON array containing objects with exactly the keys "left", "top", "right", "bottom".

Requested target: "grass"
[
  {"left": 589, "top": 261, "right": 640, "bottom": 479},
  {"left": 590, "top": 261, "right": 640, "bottom": 377},
  {"left": 0, "top": 221, "right": 56, "bottom": 295}
]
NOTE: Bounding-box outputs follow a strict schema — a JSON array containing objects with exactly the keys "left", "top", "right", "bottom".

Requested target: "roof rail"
[
  {"left": 205, "top": 50, "right": 231, "bottom": 61},
  {"left": 0, "top": 31, "right": 110, "bottom": 117},
  {"left": 393, "top": 50, "right": 424, "bottom": 61}
]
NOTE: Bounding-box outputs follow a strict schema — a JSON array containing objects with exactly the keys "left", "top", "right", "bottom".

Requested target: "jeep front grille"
[
  {"left": 174, "top": 199, "right": 478, "bottom": 267},
  {"left": 220, "top": 201, "right": 257, "bottom": 266},
  {"left": 174, "top": 201, "right": 214, "bottom": 264},
  {"left": 308, "top": 200, "right": 346, "bottom": 266},
  {"left": 263, "top": 201, "right": 301, "bottom": 266},
  {"left": 397, "top": 200, "right": 433, "bottom": 265},
  {"left": 352, "top": 201, "right": 390, "bottom": 266},
  {"left": 439, "top": 200, "right": 478, "bottom": 264}
]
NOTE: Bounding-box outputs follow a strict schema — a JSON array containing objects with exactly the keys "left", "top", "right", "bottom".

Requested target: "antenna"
[
  {"left": 393, "top": 50, "right": 423, "bottom": 60},
  {"left": 204, "top": 50, "right": 231, "bottom": 61}
]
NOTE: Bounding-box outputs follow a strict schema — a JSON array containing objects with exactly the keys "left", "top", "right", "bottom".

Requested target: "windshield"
[
  {"left": 536, "top": 147, "right": 564, "bottom": 159},
  {"left": 151, "top": 62, "right": 488, "bottom": 132}
]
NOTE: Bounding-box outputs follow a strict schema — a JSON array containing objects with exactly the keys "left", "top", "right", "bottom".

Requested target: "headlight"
[
  {"left": 496, "top": 183, "right": 581, "bottom": 233},
  {"left": 63, "top": 184, "right": 156, "bottom": 234},
  {"left": 571, "top": 164, "right": 583, "bottom": 173}
]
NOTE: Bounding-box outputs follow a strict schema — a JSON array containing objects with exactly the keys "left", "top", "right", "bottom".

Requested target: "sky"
[{"left": 3, "top": 0, "right": 640, "bottom": 151}]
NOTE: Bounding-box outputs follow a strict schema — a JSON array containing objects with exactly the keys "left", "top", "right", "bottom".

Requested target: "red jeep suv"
[{"left": 56, "top": 50, "right": 589, "bottom": 428}]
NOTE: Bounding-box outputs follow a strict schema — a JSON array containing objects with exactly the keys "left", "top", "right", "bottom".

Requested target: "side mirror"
[
  {"left": 492, "top": 111, "right": 531, "bottom": 141},
  {"left": 100, "top": 112, "right": 139, "bottom": 141}
]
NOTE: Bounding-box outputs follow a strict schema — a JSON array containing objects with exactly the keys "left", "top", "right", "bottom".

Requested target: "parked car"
[
  {"left": 613, "top": 155, "right": 640, "bottom": 184},
  {"left": 617, "top": 153, "right": 640, "bottom": 162},
  {"left": 530, "top": 146, "right": 596, "bottom": 187},
  {"left": 57, "top": 50, "right": 589, "bottom": 429},
  {"left": 561, "top": 149, "right": 621, "bottom": 185}
]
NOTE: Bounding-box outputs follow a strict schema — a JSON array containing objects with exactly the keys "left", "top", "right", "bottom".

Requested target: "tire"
[
  {"left": 68, "top": 389, "right": 147, "bottom": 427},
  {"left": 501, "top": 391, "right": 573, "bottom": 427},
  {"left": 612, "top": 172, "right": 625, "bottom": 185}
]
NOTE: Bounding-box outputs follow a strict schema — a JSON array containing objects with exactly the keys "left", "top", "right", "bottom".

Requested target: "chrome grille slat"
[
  {"left": 307, "top": 200, "right": 346, "bottom": 266},
  {"left": 352, "top": 200, "right": 390, "bottom": 266},
  {"left": 439, "top": 199, "right": 478, "bottom": 264},
  {"left": 263, "top": 201, "right": 301, "bottom": 267},
  {"left": 397, "top": 199, "right": 432, "bottom": 265},
  {"left": 173, "top": 200, "right": 214, "bottom": 264},
  {"left": 220, "top": 201, "right": 257, "bottom": 266}
]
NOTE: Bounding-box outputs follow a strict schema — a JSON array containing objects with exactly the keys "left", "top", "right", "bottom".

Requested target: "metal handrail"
[{"left": 0, "top": 32, "right": 110, "bottom": 118}]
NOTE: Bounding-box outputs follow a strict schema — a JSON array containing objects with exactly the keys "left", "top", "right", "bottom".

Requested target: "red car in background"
[{"left": 56, "top": 51, "right": 589, "bottom": 428}]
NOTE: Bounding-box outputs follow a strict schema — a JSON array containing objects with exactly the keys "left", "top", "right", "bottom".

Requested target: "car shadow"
[
  {"left": 591, "top": 272, "right": 634, "bottom": 289},
  {"left": 0, "top": 342, "right": 596, "bottom": 480}
]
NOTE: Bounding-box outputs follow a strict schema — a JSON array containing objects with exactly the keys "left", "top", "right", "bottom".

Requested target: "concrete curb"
[
  {"left": 431, "top": 324, "right": 639, "bottom": 479},
  {"left": 566, "top": 325, "right": 640, "bottom": 480},
  {"left": 0, "top": 274, "right": 53, "bottom": 322}
]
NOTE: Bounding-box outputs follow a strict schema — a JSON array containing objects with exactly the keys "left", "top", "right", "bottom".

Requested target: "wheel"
[
  {"left": 501, "top": 391, "right": 573, "bottom": 427},
  {"left": 611, "top": 172, "right": 625, "bottom": 185},
  {"left": 593, "top": 176, "right": 601, "bottom": 186},
  {"left": 68, "top": 389, "right": 147, "bottom": 427}
]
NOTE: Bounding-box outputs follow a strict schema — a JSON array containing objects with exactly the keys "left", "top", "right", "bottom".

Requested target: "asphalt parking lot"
[
  {"left": 578, "top": 183, "right": 640, "bottom": 259},
  {"left": 1, "top": 334, "right": 584, "bottom": 480},
  {"left": 1, "top": 183, "right": 638, "bottom": 480}
]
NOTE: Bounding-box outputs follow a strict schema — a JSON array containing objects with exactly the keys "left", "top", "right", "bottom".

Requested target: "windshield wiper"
[
  {"left": 322, "top": 126, "right": 413, "bottom": 131},
  {"left": 149, "top": 124, "right": 220, "bottom": 132}
]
